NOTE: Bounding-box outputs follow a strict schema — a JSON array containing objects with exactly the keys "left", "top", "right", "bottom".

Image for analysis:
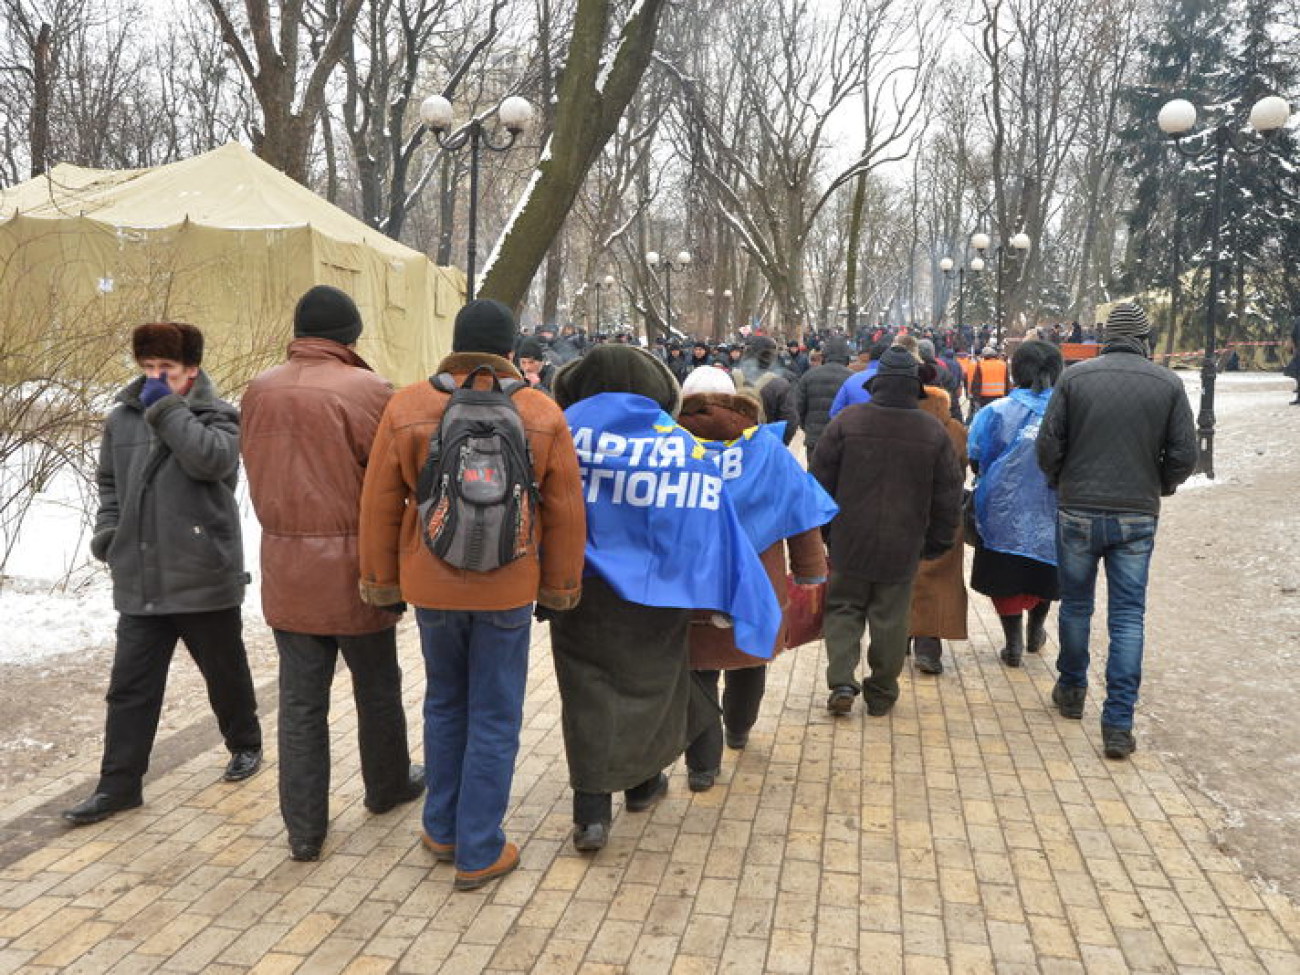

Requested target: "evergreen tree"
[
  {"left": 1115, "top": 0, "right": 1232, "bottom": 334},
  {"left": 1217, "top": 0, "right": 1300, "bottom": 342}
]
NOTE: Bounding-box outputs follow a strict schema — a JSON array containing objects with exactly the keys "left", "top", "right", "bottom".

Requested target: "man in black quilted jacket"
[{"left": 1036, "top": 303, "right": 1197, "bottom": 760}]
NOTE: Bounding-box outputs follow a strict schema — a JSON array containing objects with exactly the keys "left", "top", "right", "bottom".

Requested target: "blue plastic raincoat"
[{"left": 967, "top": 387, "right": 1058, "bottom": 565}]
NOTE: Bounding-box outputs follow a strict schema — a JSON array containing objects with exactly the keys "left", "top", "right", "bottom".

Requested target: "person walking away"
[
  {"left": 1285, "top": 314, "right": 1300, "bottom": 405},
  {"left": 1036, "top": 303, "right": 1197, "bottom": 759},
  {"left": 967, "top": 340, "right": 1064, "bottom": 669},
  {"left": 547, "top": 347, "right": 781, "bottom": 851},
  {"left": 64, "top": 322, "right": 262, "bottom": 826},
  {"left": 676, "top": 367, "right": 834, "bottom": 790},
  {"left": 811, "top": 347, "right": 964, "bottom": 716},
  {"left": 908, "top": 363, "right": 969, "bottom": 675},
  {"left": 968, "top": 346, "right": 1009, "bottom": 420},
  {"left": 918, "top": 338, "right": 963, "bottom": 423},
  {"left": 794, "top": 335, "right": 854, "bottom": 461},
  {"left": 241, "top": 285, "right": 424, "bottom": 862},
  {"left": 736, "top": 336, "right": 799, "bottom": 444},
  {"left": 828, "top": 340, "right": 890, "bottom": 418},
  {"left": 358, "top": 299, "right": 586, "bottom": 889}
]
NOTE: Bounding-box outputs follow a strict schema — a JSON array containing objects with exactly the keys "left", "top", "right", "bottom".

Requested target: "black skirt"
[{"left": 970, "top": 537, "right": 1059, "bottom": 600}]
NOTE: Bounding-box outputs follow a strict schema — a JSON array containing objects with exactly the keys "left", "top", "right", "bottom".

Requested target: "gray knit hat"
[{"left": 1105, "top": 302, "right": 1150, "bottom": 339}]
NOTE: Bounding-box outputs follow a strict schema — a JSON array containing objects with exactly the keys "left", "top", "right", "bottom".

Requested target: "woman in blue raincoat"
[{"left": 967, "top": 341, "right": 1063, "bottom": 667}]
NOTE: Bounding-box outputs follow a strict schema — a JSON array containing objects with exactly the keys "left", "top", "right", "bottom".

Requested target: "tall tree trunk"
[
  {"left": 477, "top": 0, "right": 669, "bottom": 307},
  {"left": 29, "top": 23, "right": 53, "bottom": 177},
  {"left": 844, "top": 173, "right": 868, "bottom": 337}
]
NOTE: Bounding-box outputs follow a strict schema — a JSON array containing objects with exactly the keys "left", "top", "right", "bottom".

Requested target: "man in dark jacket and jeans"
[
  {"left": 1037, "top": 303, "right": 1197, "bottom": 759},
  {"left": 64, "top": 322, "right": 263, "bottom": 826},
  {"left": 811, "top": 347, "right": 963, "bottom": 716},
  {"left": 242, "top": 286, "right": 424, "bottom": 862},
  {"left": 794, "top": 335, "right": 854, "bottom": 459}
]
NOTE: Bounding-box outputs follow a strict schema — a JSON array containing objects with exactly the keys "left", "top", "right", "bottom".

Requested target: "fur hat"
[
  {"left": 681, "top": 365, "right": 736, "bottom": 397},
  {"left": 1104, "top": 302, "right": 1150, "bottom": 339},
  {"left": 132, "top": 322, "right": 204, "bottom": 366},
  {"left": 453, "top": 299, "right": 517, "bottom": 356},
  {"left": 293, "top": 285, "right": 362, "bottom": 345},
  {"left": 552, "top": 344, "right": 682, "bottom": 416}
]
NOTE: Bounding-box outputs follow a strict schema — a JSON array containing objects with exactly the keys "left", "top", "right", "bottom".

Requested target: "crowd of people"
[{"left": 61, "top": 290, "right": 1198, "bottom": 897}]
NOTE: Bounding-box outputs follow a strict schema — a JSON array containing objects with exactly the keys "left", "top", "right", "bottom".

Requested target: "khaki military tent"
[{"left": 0, "top": 142, "right": 463, "bottom": 390}]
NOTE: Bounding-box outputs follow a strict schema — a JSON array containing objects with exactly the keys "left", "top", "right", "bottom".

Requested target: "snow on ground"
[{"left": 0, "top": 463, "right": 263, "bottom": 666}]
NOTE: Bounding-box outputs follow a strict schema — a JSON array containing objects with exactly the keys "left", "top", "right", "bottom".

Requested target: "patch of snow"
[{"left": 1, "top": 459, "right": 264, "bottom": 666}]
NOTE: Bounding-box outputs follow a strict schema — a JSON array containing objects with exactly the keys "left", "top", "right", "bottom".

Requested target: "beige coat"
[{"left": 909, "top": 387, "right": 969, "bottom": 639}]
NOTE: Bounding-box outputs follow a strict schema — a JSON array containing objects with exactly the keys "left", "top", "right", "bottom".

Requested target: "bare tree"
[
  {"left": 476, "top": 0, "right": 670, "bottom": 309},
  {"left": 203, "top": 0, "right": 364, "bottom": 183}
]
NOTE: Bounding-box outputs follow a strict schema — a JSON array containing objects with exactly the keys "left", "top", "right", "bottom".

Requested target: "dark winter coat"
[
  {"left": 93, "top": 371, "right": 247, "bottom": 615},
  {"left": 794, "top": 362, "right": 854, "bottom": 455},
  {"left": 810, "top": 379, "right": 963, "bottom": 584},
  {"left": 241, "top": 338, "right": 399, "bottom": 636},
  {"left": 1036, "top": 336, "right": 1198, "bottom": 515}
]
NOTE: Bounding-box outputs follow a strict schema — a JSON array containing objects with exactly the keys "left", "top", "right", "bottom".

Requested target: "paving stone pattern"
[{"left": 1, "top": 598, "right": 1298, "bottom": 974}]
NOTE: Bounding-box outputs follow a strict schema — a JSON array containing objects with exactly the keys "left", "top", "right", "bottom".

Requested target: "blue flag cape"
[
  {"left": 693, "top": 423, "right": 839, "bottom": 553},
  {"left": 565, "top": 392, "right": 782, "bottom": 659}
]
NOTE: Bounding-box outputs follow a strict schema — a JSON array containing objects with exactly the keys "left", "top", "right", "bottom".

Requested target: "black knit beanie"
[
  {"left": 866, "top": 345, "right": 926, "bottom": 397},
  {"left": 452, "top": 299, "right": 517, "bottom": 356},
  {"left": 1104, "top": 302, "right": 1150, "bottom": 340},
  {"left": 552, "top": 344, "right": 682, "bottom": 416},
  {"left": 293, "top": 285, "right": 363, "bottom": 345}
]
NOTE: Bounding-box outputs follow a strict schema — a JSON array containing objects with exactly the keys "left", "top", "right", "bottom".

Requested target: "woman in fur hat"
[
  {"left": 676, "top": 366, "right": 834, "bottom": 791},
  {"left": 548, "top": 347, "right": 780, "bottom": 852}
]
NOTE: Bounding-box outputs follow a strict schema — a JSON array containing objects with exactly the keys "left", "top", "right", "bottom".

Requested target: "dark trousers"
[
  {"left": 685, "top": 667, "right": 767, "bottom": 773},
  {"left": 98, "top": 608, "right": 261, "bottom": 800},
  {"left": 573, "top": 774, "right": 664, "bottom": 826},
  {"left": 824, "top": 571, "right": 914, "bottom": 707},
  {"left": 274, "top": 628, "right": 412, "bottom": 845}
]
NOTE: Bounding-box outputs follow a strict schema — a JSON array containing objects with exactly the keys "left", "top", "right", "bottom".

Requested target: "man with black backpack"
[{"left": 359, "top": 299, "right": 586, "bottom": 891}]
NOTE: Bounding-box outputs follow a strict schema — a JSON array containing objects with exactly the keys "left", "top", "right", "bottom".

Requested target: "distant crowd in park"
[{"left": 64, "top": 285, "right": 1243, "bottom": 898}]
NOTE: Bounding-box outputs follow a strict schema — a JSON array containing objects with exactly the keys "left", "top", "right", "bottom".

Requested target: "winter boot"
[
  {"left": 1026, "top": 601, "right": 1050, "bottom": 654},
  {"left": 913, "top": 636, "right": 944, "bottom": 675},
  {"left": 998, "top": 614, "right": 1024, "bottom": 668}
]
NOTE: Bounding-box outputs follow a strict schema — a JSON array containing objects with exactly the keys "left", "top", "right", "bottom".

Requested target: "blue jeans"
[
  {"left": 1055, "top": 509, "right": 1158, "bottom": 730},
  {"left": 416, "top": 606, "right": 531, "bottom": 872}
]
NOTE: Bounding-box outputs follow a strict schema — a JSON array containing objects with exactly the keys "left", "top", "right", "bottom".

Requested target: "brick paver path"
[{"left": 2, "top": 597, "right": 1298, "bottom": 974}]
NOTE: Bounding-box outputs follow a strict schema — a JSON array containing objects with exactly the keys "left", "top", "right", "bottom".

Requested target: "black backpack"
[{"left": 415, "top": 366, "right": 540, "bottom": 573}]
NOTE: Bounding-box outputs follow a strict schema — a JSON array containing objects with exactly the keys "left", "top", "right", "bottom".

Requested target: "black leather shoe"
[
  {"left": 572, "top": 822, "right": 608, "bottom": 852},
  {"left": 724, "top": 729, "right": 749, "bottom": 750},
  {"left": 223, "top": 749, "right": 263, "bottom": 782},
  {"left": 624, "top": 772, "right": 668, "bottom": 812},
  {"left": 365, "top": 765, "right": 426, "bottom": 814},
  {"left": 865, "top": 696, "right": 895, "bottom": 717},
  {"left": 687, "top": 768, "right": 718, "bottom": 793},
  {"left": 827, "top": 685, "right": 857, "bottom": 715},
  {"left": 289, "top": 838, "right": 322, "bottom": 862},
  {"left": 1101, "top": 724, "right": 1136, "bottom": 760},
  {"left": 62, "top": 792, "right": 141, "bottom": 826},
  {"left": 1052, "top": 682, "right": 1086, "bottom": 720}
]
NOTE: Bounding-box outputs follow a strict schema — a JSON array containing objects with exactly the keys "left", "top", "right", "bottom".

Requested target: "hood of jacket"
[{"left": 678, "top": 391, "right": 763, "bottom": 441}]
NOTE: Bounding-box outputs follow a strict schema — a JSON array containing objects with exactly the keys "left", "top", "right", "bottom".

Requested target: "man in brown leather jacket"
[
  {"left": 242, "top": 285, "right": 424, "bottom": 862},
  {"left": 359, "top": 299, "right": 585, "bottom": 891}
]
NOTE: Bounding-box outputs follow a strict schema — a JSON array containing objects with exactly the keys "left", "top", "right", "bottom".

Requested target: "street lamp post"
[
  {"left": 647, "top": 250, "right": 691, "bottom": 334},
  {"left": 419, "top": 93, "right": 534, "bottom": 301},
  {"left": 970, "top": 230, "right": 1031, "bottom": 349},
  {"left": 593, "top": 273, "right": 616, "bottom": 332},
  {"left": 1158, "top": 94, "right": 1290, "bottom": 479},
  {"left": 940, "top": 255, "right": 985, "bottom": 349}
]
